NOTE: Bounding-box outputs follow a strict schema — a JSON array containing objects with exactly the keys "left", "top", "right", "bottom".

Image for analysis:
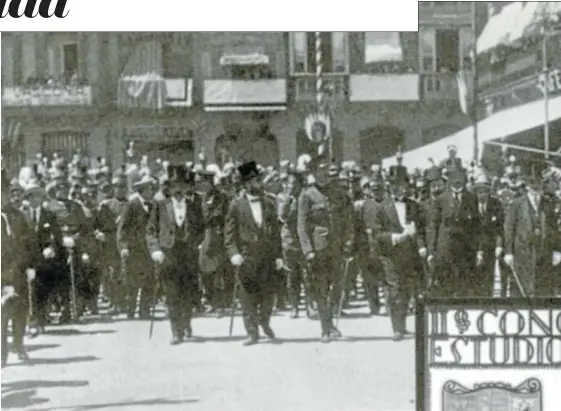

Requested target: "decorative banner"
[
  {"left": 417, "top": 298, "right": 561, "bottom": 411},
  {"left": 305, "top": 113, "right": 331, "bottom": 142},
  {"left": 2, "top": 86, "right": 92, "bottom": 107}
]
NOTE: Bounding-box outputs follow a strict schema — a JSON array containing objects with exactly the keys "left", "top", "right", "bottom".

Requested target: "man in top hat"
[
  {"left": 117, "top": 174, "right": 157, "bottom": 319},
  {"left": 297, "top": 161, "right": 353, "bottom": 342},
  {"left": 363, "top": 170, "right": 423, "bottom": 340},
  {"left": 146, "top": 164, "right": 204, "bottom": 345},
  {"left": 1, "top": 170, "right": 36, "bottom": 366},
  {"left": 439, "top": 145, "right": 463, "bottom": 172},
  {"left": 198, "top": 166, "right": 232, "bottom": 317},
  {"left": 471, "top": 170, "right": 505, "bottom": 297},
  {"left": 427, "top": 167, "right": 480, "bottom": 298},
  {"left": 504, "top": 164, "right": 561, "bottom": 297},
  {"left": 224, "top": 161, "right": 283, "bottom": 346}
]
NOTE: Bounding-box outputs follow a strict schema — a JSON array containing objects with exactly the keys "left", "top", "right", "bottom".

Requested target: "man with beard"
[
  {"left": 118, "top": 175, "right": 157, "bottom": 319},
  {"left": 363, "top": 171, "right": 422, "bottom": 341},
  {"left": 146, "top": 165, "right": 204, "bottom": 345},
  {"left": 224, "top": 161, "right": 283, "bottom": 346},
  {"left": 427, "top": 168, "right": 480, "bottom": 297},
  {"left": 198, "top": 168, "right": 231, "bottom": 317},
  {"left": 1, "top": 170, "right": 36, "bottom": 366},
  {"left": 504, "top": 167, "right": 561, "bottom": 297},
  {"left": 472, "top": 171, "right": 504, "bottom": 297},
  {"left": 297, "top": 162, "right": 352, "bottom": 343}
]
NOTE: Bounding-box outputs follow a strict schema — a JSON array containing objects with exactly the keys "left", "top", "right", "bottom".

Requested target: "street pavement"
[{"left": 1, "top": 305, "right": 416, "bottom": 411}]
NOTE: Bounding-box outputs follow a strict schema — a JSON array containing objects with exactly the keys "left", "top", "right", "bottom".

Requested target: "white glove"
[
  {"left": 476, "top": 251, "right": 484, "bottom": 267},
  {"left": 63, "top": 236, "right": 75, "bottom": 248},
  {"left": 495, "top": 247, "right": 503, "bottom": 259},
  {"left": 504, "top": 254, "right": 514, "bottom": 267},
  {"left": 404, "top": 223, "right": 416, "bottom": 237},
  {"left": 305, "top": 252, "right": 315, "bottom": 261},
  {"left": 418, "top": 247, "right": 427, "bottom": 258},
  {"left": 552, "top": 251, "right": 561, "bottom": 266},
  {"left": 427, "top": 255, "right": 435, "bottom": 266},
  {"left": 151, "top": 250, "right": 165, "bottom": 264},
  {"left": 391, "top": 233, "right": 406, "bottom": 245},
  {"left": 81, "top": 253, "right": 90, "bottom": 263},
  {"left": 95, "top": 231, "right": 106, "bottom": 242},
  {"left": 42, "top": 246, "right": 55, "bottom": 259},
  {"left": 25, "top": 268, "right": 36, "bottom": 281},
  {"left": 230, "top": 254, "right": 244, "bottom": 267},
  {"left": 121, "top": 249, "right": 130, "bottom": 258},
  {"left": 2, "top": 285, "right": 16, "bottom": 298},
  {"left": 275, "top": 258, "right": 284, "bottom": 271}
]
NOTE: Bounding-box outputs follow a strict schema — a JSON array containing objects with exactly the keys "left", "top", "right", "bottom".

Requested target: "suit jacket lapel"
[
  {"left": 384, "top": 198, "right": 402, "bottom": 231},
  {"left": 240, "top": 196, "right": 259, "bottom": 231}
]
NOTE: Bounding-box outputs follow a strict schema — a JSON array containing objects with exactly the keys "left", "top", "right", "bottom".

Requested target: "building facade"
[{"left": 1, "top": 9, "right": 480, "bottom": 169}]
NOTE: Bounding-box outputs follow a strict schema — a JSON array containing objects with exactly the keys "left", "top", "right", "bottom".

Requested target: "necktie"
[{"left": 454, "top": 194, "right": 459, "bottom": 206}]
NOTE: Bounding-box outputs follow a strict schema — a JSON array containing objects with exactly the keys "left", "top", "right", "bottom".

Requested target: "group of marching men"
[{"left": 3, "top": 142, "right": 561, "bottom": 364}]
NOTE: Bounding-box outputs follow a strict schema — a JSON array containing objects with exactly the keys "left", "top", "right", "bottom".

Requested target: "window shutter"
[{"left": 201, "top": 52, "right": 212, "bottom": 78}]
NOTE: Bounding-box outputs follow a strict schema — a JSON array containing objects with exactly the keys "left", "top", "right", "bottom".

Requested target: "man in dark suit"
[
  {"left": 224, "top": 161, "right": 283, "bottom": 346},
  {"left": 427, "top": 168, "right": 480, "bottom": 297},
  {"left": 363, "top": 172, "right": 422, "bottom": 341},
  {"left": 504, "top": 172, "right": 561, "bottom": 297},
  {"left": 198, "top": 169, "right": 231, "bottom": 316},
  {"left": 23, "top": 183, "right": 64, "bottom": 331},
  {"left": 146, "top": 165, "right": 204, "bottom": 345},
  {"left": 117, "top": 175, "right": 157, "bottom": 319},
  {"left": 1, "top": 171, "right": 36, "bottom": 366},
  {"left": 472, "top": 171, "right": 505, "bottom": 297}
]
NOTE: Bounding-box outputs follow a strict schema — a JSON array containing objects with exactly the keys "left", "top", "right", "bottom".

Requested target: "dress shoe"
[
  {"left": 242, "top": 336, "right": 258, "bottom": 346},
  {"left": 393, "top": 332, "right": 404, "bottom": 341},
  {"left": 184, "top": 327, "right": 193, "bottom": 340},
  {"left": 329, "top": 326, "right": 342, "bottom": 339},
  {"left": 290, "top": 308, "right": 299, "bottom": 319},
  {"left": 170, "top": 335, "right": 182, "bottom": 345},
  {"left": 16, "top": 350, "right": 29, "bottom": 361},
  {"left": 262, "top": 325, "right": 276, "bottom": 340},
  {"left": 320, "top": 334, "right": 331, "bottom": 343}
]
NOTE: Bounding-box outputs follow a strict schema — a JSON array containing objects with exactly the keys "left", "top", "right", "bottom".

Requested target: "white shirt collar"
[{"left": 246, "top": 193, "right": 260, "bottom": 202}]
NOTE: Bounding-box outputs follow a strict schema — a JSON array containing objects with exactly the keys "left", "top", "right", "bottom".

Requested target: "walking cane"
[
  {"left": 506, "top": 261, "right": 528, "bottom": 298},
  {"left": 68, "top": 249, "right": 78, "bottom": 322},
  {"left": 149, "top": 264, "right": 160, "bottom": 340},
  {"left": 26, "top": 276, "right": 39, "bottom": 338},
  {"left": 336, "top": 256, "right": 353, "bottom": 328},
  {"left": 228, "top": 266, "right": 240, "bottom": 337}
]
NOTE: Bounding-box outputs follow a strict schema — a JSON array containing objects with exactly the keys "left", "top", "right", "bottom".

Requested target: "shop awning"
[
  {"left": 477, "top": 2, "right": 524, "bottom": 54},
  {"left": 509, "top": 2, "right": 561, "bottom": 44},
  {"left": 382, "top": 95, "right": 561, "bottom": 169}
]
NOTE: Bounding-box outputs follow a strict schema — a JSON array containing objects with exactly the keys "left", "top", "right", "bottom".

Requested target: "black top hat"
[
  {"left": 389, "top": 165, "right": 408, "bottom": 184},
  {"left": 237, "top": 161, "right": 260, "bottom": 182},
  {"left": 168, "top": 164, "right": 195, "bottom": 185}
]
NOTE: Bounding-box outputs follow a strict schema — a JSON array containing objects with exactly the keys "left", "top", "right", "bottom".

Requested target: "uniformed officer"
[{"left": 297, "top": 162, "right": 352, "bottom": 342}]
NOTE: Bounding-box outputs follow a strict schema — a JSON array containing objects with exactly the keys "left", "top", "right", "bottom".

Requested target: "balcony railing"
[
  {"left": 2, "top": 85, "right": 92, "bottom": 107},
  {"left": 203, "top": 78, "right": 287, "bottom": 110},
  {"left": 293, "top": 74, "right": 348, "bottom": 102},
  {"left": 422, "top": 72, "right": 465, "bottom": 100},
  {"left": 349, "top": 73, "right": 420, "bottom": 102}
]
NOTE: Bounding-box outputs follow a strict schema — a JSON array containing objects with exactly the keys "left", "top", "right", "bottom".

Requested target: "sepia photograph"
[{"left": 1, "top": 1, "right": 561, "bottom": 410}]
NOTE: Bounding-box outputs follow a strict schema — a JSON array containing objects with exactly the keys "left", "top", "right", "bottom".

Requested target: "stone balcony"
[
  {"left": 2, "top": 85, "right": 92, "bottom": 107},
  {"left": 203, "top": 78, "right": 287, "bottom": 111}
]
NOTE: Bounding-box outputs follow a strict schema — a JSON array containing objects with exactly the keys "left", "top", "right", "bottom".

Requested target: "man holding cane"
[
  {"left": 224, "top": 161, "right": 283, "bottom": 346},
  {"left": 146, "top": 165, "right": 204, "bottom": 345}
]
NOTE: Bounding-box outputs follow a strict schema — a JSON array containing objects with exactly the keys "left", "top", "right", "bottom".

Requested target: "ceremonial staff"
[
  {"left": 149, "top": 264, "right": 161, "bottom": 339},
  {"left": 228, "top": 266, "right": 240, "bottom": 337}
]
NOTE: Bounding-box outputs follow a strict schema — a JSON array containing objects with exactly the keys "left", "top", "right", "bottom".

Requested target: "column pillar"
[
  {"left": 21, "top": 33, "right": 36, "bottom": 81},
  {"left": 34, "top": 33, "right": 47, "bottom": 78}
]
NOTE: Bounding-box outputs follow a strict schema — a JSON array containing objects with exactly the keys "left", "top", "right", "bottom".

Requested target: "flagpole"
[{"left": 471, "top": 0, "right": 479, "bottom": 164}]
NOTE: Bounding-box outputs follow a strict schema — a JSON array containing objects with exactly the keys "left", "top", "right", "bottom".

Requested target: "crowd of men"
[{"left": 2, "top": 142, "right": 561, "bottom": 366}]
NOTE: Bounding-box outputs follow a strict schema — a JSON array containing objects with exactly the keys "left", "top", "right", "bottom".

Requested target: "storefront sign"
[
  {"left": 349, "top": 74, "right": 420, "bottom": 102},
  {"left": 2, "top": 86, "right": 92, "bottom": 107},
  {"left": 203, "top": 79, "right": 287, "bottom": 106}
]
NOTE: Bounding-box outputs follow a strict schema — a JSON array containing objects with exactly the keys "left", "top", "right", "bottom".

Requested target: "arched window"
[
  {"left": 215, "top": 127, "right": 280, "bottom": 167},
  {"left": 296, "top": 128, "right": 344, "bottom": 164}
]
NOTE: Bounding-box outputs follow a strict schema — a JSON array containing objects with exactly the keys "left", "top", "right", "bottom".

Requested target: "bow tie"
[
  {"left": 394, "top": 197, "right": 405, "bottom": 203},
  {"left": 247, "top": 196, "right": 260, "bottom": 203}
]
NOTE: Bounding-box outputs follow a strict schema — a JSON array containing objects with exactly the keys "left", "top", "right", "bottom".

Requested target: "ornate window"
[{"left": 289, "top": 32, "right": 349, "bottom": 75}]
